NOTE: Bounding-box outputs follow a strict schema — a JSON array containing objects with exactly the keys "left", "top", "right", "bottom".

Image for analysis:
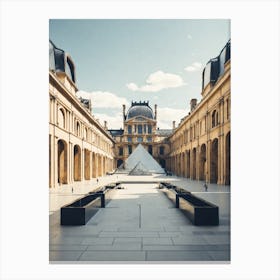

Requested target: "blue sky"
[{"left": 49, "top": 19, "right": 230, "bottom": 129}]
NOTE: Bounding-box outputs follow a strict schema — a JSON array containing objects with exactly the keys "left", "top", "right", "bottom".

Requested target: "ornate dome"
[{"left": 126, "top": 101, "right": 154, "bottom": 120}]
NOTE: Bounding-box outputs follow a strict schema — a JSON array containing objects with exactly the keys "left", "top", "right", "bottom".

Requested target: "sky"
[{"left": 49, "top": 19, "right": 230, "bottom": 129}]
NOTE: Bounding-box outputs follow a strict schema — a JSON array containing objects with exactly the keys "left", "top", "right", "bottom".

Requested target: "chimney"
[
  {"left": 104, "top": 121, "right": 107, "bottom": 130},
  {"left": 172, "top": 121, "right": 176, "bottom": 129},
  {"left": 122, "top": 104, "right": 126, "bottom": 119},
  {"left": 154, "top": 104, "right": 157, "bottom": 120},
  {"left": 190, "top": 98, "right": 197, "bottom": 112}
]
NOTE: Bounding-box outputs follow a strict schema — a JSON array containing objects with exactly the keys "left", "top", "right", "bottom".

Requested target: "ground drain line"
[{"left": 138, "top": 204, "right": 141, "bottom": 228}]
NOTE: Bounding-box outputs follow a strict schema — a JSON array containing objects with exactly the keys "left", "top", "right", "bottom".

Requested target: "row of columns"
[
  {"left": 166, "top": 133, "right": 230, "bottom": 185},
  {"left": 49, "top": 135, "right": 114, "bottom": 188}
]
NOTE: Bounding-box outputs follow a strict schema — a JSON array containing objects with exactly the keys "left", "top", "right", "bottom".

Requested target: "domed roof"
[{"left": 127, "top": 101, "right": 154, "bottom": 120}]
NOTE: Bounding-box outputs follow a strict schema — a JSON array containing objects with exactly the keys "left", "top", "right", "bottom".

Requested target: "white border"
[{"left": 0, "top": 1, "right": 279, "bottom": 279}]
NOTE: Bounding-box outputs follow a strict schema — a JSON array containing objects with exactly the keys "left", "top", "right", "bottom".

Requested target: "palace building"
[
  {"left": 108, "top": 101, "right": 172, "bottom": 170},
  {"left": 166, "top": 40, "right": 231, "bottom": 185},
  {"left": 49, "top": 39, "right": 230, "bottom": 187},
  {"left": 49, "top": 40, "right": 115, "bottom": 189}
]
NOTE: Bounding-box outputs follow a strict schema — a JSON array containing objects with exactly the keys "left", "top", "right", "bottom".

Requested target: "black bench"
[
  {"left": 60, "top": 185, "right": 117, "bottom": 226},
  {"left": 160, "top": 183, "right": 219, "bottom": 226}
]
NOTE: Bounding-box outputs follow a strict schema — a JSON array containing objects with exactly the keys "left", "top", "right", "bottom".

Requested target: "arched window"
[
  {"left": 84, "top": 128, "right": 88, "bottom": 141},
  {"left": 159, "top": 146, "right": 165, "bottom": 155},
  {"left": 75, "top": 121, "right": 81, "bottom": 136},
  {"left": 57, "top": 108, "right": 66, "bottom": 129},
  {"left": 212, "top": 110, "right": 219, "bottom": 128}
]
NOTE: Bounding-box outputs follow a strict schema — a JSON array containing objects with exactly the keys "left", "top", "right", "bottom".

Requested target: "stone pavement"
[{"left": 49, "top": 175, "right": 230, "bottom": 262}]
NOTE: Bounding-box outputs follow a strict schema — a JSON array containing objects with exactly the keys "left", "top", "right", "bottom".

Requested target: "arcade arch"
[
  {"left": 210, "top": 138, "right": 219, "bottom": 183},
  {"left": 57, "top": 139, "right": 67, "bottom": 184},
  {"left": 74, "top": 145, "right": 81, "bottom": 181}
]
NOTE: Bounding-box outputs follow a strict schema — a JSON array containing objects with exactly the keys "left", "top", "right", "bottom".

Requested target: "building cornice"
[{"left": 49, "top": 71, "right": 115, "bottom": 144}]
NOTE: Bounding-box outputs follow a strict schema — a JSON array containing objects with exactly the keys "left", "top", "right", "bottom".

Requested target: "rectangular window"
[
  {"left": 148, "top": 125, "right": 152, "bottom": 134},
  {"left": 159, "top": 146, "right": 164, "bottom": 155},
  {"left": 127, "top": 125, "right": 132, "bottom": 134},
  {"left": 118, "top": 147, "right": 123, "bottom": 156},
  {"left": 128, "top": 145, "right": 132, "bottom": 154},
  {"left": 147, "top": 137, "right": 152, "bottom": 142},
  {"left": 137, "top": 137, "right": 143, "bottom": 142},
  {"left": 127, "top": 137, "right": 132, "bottom": 143},
  {"left": 138, "top": 125, "right": 142, "bottom": 134}
]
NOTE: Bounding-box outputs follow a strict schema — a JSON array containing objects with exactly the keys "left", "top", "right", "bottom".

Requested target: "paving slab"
[
  {"left": 158, "top": 232, "right": 182, "bottom": 238},
  {"left": 50, "top": 236, "right": 84, "bottom": 245},
  {"left": 142, "top": 237, "right": 173, "bottom": 245},
  {"left": 146, "top": 250, "right": 212, "bottom": 261},
  {"left": 99, "top": 231, "right": 159, "bottom": 238},
  {"left": 171, "top": 235, "right": 208, "bottom": 245},
  {"left": 207, "top": 250, "right": 231, "bottom": 261},
  {"left": 49, "top": 251, "right": 84, "bottom": 261},
  {"left": 49, "top": 244, "right": 88, "bottom": 251},
  {"left": 201, "top": 234, "right": 231, "bottom": 245},
  {"left": 113, "top": 237, "right": 142, "bottom": 243},
  {"left": 80, "top": 237, "right": 114, "bottom": 245},
  {"left": 143, "top": 244, "right": 230, "bottom": 251},
  {"left": 87, "top": 243, "right": 141, "bottom": 251},
  {"left": 79, "top": 251, "right": 146, "bottom": 261}
]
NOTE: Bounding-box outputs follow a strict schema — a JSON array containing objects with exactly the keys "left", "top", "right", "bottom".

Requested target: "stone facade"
[
  {"left": 49, "top": 41, "right": 115, "bottom": 189},
  {"left": 49, "top": 39, "right": 230, "bottom": 187},
  {"left": 166, "top": 41, "right": 231, "bottom": 185},
  {"left": 109, "top": 102, "right": 172, "bottom": 170}
]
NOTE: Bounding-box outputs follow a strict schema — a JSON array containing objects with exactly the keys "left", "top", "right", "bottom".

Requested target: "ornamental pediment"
[{"left": 125, "top": 116, "right": 156, "bottom": 123}]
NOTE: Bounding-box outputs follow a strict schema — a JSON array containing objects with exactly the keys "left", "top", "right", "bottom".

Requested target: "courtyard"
[{"left": 49, "top": 174, "right": 230, "bottom": 262}]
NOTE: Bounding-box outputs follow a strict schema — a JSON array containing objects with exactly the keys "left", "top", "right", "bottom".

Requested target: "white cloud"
[
  {"left": 76, "top": 90, "right": 188, "bottom": 129},
  {"left": 184, "top": 62, "right": 202, "bottom": 72},
  {"left": 94, "top": 112, "right": 123, "bottom": 130},
  {"left": 126, "top": 83, "right": 138, "bottom": 91},
  {"left": 77, "top": 90, "right": 129, "bottom": 108},
  {"left": 157, "top": 107, "right": 187, "bottom": 129},
  {"left": 187, "top": 34, "right": 192, "bottom": 39},
  {"left": 126, "top": 70, "right": 186, "bottom": 92}
]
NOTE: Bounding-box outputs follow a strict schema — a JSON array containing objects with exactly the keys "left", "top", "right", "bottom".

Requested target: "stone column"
[
  {"left": 89, "top": 150, "right": 92, "bottom": 179},
  {"left": 190, "top": 150, "right": 193, "bottom": 179},
  {"left": 68, "top": 142, "right": 72, "bottom": 184},
  {"left": 218, "top": 134, "right": 224, "bottom": 184},
  {"left": 206, "top": 140, "right": 211, "bottom": 184},
  {"left": 196, "top": 145, "right": 200, "bottom": 181},
  {"left": 81, "top": 146, "right": 84, "bottom": 182},
  {"left": 49, "top": 134, "right": 55, "bottom": 188},
  {"left": 54, "top": 136, "right": 58, "bottom": 188},
  {"left": 95, "top": 154, "right": 98, "bottom": 178}
]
